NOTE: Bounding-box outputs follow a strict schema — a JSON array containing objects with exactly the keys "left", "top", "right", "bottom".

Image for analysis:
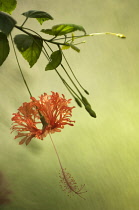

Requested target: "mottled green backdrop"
[{"left": 0, "top": 0, "right": 139, "bottom": 209}]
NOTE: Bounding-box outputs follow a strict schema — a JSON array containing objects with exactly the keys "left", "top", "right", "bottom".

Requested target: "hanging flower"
[{"left": 11, "top": 92, "right": 75, "bottom": 145}]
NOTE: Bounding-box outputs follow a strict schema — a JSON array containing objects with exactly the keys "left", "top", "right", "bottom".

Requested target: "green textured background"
[{"left": 0, "top": 0, "right": 139, "bottom": 209}]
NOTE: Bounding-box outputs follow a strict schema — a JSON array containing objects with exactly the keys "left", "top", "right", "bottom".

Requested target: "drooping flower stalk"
[
  {"left": 49, "top": 134, "right": 87, "bottom": 199},
  {"left": 10, "top": 34, "right": 32, "bottom": 98},
  {"left": 44, "top": 42, "right": 96, "bottom": 117},
  {"left": 61, "top": 51, "right": 89, "bottom": 95},
  {"left": 11, "top": 92, "right": 87, "bottom": 199},
  {"left": 44, "top": 41, "right": 85, "bottom": 102}
]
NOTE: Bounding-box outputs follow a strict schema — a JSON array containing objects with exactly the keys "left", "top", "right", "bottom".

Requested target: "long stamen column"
[{"left": 49, "top": 134, "right": 87, "bottom": 199}]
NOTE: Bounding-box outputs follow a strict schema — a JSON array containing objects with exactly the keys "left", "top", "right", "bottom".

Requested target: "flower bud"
[
  {"left": 84, "top": 89, "right": 89, "bottom": 95},
  {"left": 81, "top": 96, "right": 91, "bottom": 106},
  {"left": 74, "top": 98, "right": 82, "bottom": 107},
  {"left": 85, "top": 105, "right": 96, "bottom": 118}
]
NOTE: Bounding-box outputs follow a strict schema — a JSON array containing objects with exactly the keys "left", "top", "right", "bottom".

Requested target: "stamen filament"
[{"left": 49, "top": 134, "right": 87, "bottom": 199}]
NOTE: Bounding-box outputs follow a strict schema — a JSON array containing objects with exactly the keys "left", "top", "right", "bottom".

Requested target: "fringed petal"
[{"left": 11, "top": 92, "right": 75, "bottom": 145}]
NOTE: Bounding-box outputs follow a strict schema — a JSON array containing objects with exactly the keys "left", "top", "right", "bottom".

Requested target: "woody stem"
[{"left": 10, "top": 34, "right": 48, "bottom": 127}]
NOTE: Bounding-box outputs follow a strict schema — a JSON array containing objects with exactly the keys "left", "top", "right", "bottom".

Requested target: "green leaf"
[
  {"left": 61, "top": 44, "right": 70, "bottom": 50},
  {"left": 14, "top": 34, "right": 43, "bottom": 67},
  {"left": 14, "top": 34, "right": 33, "bottom": 51},
  {"left": 0, "top": 0, "right": 17, "bottom": 14},
  {"left": 41, "top": 29, "right": 54, "bottom": 35},
  {"left": 0, "top": 32, "right": 9, "bottom": 65},
  {"left": 22, "top": 10, "right": 53, "bottom": 25},
  {"left": 52, "top": 24, "right": 86, "bottom": 36},
  {"left": 36, "top": 18, "right": 50, "bottom": 25},
  {"left": 45, "top": 50, "right": 62, "bottom": 71},
  {"left": 0, "top": 11, "right": 16, "bottom": 35},
  {"left": 41, "top": 24, "right": 86, "bottom": 36}
]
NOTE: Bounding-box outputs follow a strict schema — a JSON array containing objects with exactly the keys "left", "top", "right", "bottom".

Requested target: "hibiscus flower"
[{"left": 11, "top": 92, "right": 75, "bottom": 145}]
